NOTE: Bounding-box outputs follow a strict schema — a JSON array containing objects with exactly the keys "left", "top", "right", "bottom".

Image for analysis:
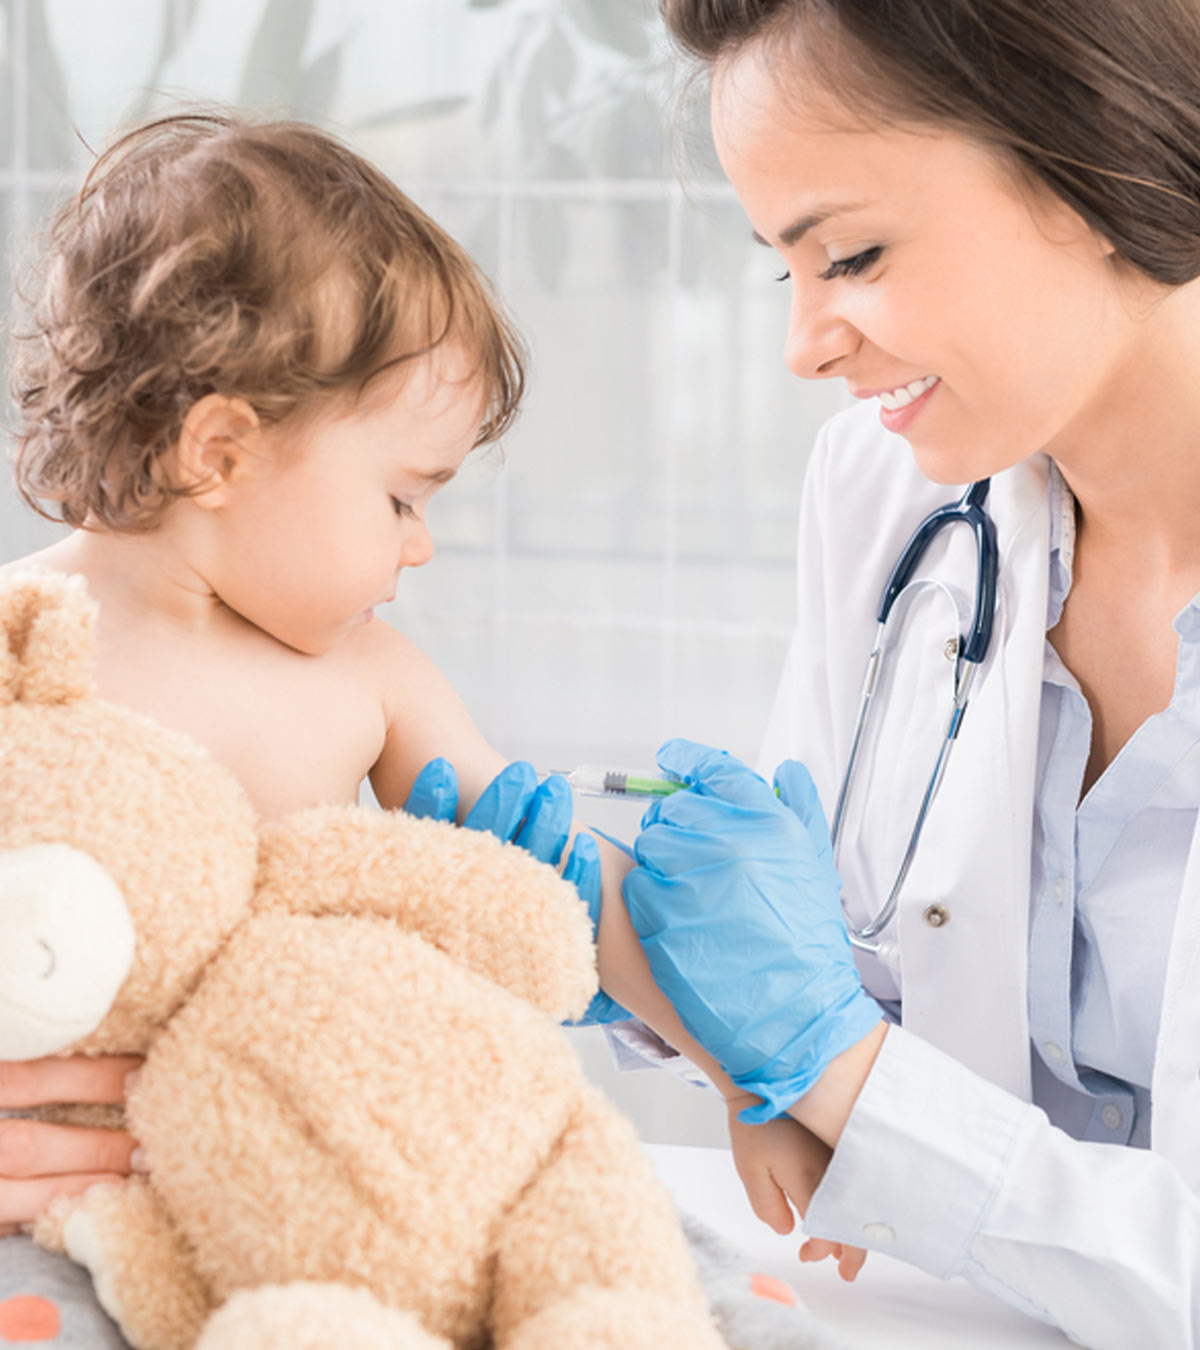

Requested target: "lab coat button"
[
  {"left": 862, "top": 1222, "right": 895, "bottom": 1246},
  {"left": 923, "top": 903, "right": 949, "bottom": 927},
  {"left": 1044, "top": 1041, "right": 1066, "bottom": 1065},
  {"left": 1101, "top": 1104, "right": 1123, "bottom": 1130}
]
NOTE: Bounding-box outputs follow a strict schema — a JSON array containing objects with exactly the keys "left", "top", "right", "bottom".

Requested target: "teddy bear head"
[{"left": 0, "top": 571, "right": 259, "bottom": 1059}]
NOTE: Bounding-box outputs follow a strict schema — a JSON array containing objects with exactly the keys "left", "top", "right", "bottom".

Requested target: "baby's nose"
[{"left": 400, "top": 521, "right": 434, "bottom": 568}]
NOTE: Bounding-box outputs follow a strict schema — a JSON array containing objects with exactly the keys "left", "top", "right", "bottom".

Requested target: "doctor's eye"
[
  {"left": 391, "top": 497, "right": 417, "bottom": 519},
  {"left": 820, "top": 246, "right": 883, "bottom": 281}
]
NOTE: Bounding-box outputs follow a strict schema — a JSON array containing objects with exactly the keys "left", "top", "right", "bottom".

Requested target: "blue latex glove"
[
  {"left": 405, "top": 759, "right": 629, "bottom": 1024},
  {"left": 401, "top": 756, "right": 457, "bottom": 821},
  {"left": 622, "top": 738, "right": 882, "bottom": 1122},
  {"left": 405, "top": 758, "right": 568, "bottom": 858}
]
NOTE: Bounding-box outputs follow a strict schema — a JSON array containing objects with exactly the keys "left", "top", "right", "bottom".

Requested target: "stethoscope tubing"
[
  {"left": 876, "top": 479, "right": 997, "bottom": 662},
  {"left": 831, "top": 480, "right": 999, "bottom": 957}
]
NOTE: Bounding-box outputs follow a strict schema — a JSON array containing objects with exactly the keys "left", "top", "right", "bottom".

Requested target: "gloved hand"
[
  {"left": 622, "top": 739, "right": 882, "bottom": 1122},
  {"left": 405, "top": 759, "right": 629, "bottom": 1024},
  {"left": 404, "top": 758, "right": 567, "bottom": 856}
]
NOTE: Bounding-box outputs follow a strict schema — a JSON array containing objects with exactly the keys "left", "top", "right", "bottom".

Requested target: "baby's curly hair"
[{"left": 11, "top": 110, "right": 526, "bottom": 531}]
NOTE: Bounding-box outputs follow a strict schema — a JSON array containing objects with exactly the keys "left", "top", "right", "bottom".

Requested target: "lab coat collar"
[{"left": 1152, "top": 719, "right": 1200, "bottom": 1180}]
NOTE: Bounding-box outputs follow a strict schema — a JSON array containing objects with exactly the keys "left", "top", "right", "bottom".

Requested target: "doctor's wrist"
[{"left": 786, "top": 1021, "right": 888, "bottom": 1149}]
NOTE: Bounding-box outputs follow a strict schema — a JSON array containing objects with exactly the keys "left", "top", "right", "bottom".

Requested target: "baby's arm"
[
  {"left": 363, "top": 622, "right": 508, "bottom": 815},
  {"left": 587, "top": 839, "right": 851, "bottom": 1232}
]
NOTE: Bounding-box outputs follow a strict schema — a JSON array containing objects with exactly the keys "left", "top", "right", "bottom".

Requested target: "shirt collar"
[{"left": 1046, "top": 460, "right": 1075, "bottom": 631}]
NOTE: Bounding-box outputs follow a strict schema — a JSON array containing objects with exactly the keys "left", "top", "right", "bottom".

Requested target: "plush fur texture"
[
  {"left": 0, "top": 571, "right": 725, "bottom": 1350},
  {"left": 681, "top": 1213, "right": 847, "bottom": 1350}
]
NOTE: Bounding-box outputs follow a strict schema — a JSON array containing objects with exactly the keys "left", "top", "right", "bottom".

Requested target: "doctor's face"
[{"left": 711, "top": 42, "right": 1147, "bottom": 484}]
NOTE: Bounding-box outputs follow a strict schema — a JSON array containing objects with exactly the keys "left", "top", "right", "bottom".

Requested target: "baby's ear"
[
  {"left": 0, "top": 571, "right": 97, "bottom": 706},
  {"left": 175, "top": 394, "right": 264, "bottom": 507}
]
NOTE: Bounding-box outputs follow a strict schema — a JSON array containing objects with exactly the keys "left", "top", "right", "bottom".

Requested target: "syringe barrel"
[{"left": 566, "top": 766, "right": 684, "bottom": 798}]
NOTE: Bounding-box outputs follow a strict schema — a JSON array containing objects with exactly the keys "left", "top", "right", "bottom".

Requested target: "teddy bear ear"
[{"left": 0, "top": 571, "right": 98, "bottom": 706}]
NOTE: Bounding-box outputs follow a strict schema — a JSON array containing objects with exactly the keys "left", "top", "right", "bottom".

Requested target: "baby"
[{"left": 0, "top": 109, "right": 844, "bottom": 1341}]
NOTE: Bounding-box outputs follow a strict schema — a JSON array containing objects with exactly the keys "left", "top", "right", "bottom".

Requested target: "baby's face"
[{"left": 205, "top": 349, "right": 485, "bottom": 655}]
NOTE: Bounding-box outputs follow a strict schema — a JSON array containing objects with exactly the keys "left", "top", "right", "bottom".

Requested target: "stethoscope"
[{"left": 829, "top": 479, "right": 999, "bottom": 963}]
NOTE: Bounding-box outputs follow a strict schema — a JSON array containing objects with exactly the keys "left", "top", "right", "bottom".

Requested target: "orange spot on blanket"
[
  {"left": 0, "top": 1295, "right": 62, "bottom": 1341},
  {"left": 748, "top": 1273, "right": 797, "bottom": 1307}
]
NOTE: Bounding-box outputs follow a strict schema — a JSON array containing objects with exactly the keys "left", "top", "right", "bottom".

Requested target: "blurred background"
[{"left": 0, "top": 0, "right": 848, "bottom": 1145}]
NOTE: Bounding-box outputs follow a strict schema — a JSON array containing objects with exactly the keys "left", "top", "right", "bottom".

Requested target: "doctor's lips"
[{"left": 853, "top": 374, "right": 941, "bottom": 433}]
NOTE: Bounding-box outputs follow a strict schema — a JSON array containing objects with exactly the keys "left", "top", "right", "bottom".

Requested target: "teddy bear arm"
[
  {"left": 257, "top": 808, "right": 598, "bottom": 1018},
  {"left": 490, "top": 1087, "right": 725, "bottom": 1350},
  {"left": 35, "top": 1178, "right": 213, "bottom": 1350}
]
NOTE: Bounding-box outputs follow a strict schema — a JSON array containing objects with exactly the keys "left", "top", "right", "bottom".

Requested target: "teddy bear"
[{"left": 0, "top": 569, "right": 730, "bottom": 1350}]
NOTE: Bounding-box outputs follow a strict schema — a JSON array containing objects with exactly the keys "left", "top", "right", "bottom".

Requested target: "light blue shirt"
[{"left": 1027, "top": 462, "right": 1200, "bottom": 1148}]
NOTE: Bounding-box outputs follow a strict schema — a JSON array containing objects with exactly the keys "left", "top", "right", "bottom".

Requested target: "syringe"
[{"left": 549, "top": 766, "right": 688, "bottom": 799}]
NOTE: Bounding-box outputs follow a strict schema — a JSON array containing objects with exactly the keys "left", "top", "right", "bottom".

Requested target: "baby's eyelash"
[
  {"left": 391, "top": 497, "right": 416, "bottom": 519},
  {"left": 819, "top": 246, "right": 883, "bottom": 281}
]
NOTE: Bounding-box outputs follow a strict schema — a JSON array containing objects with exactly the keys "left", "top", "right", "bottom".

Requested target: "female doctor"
[{"left": 620, "top": 1, "right": 1200, "bottom": 1345}]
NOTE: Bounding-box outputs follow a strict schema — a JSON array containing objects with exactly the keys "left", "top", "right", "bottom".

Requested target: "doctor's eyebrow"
[{"left": 752, "top": 200, "right": 873, "bottom": 248}]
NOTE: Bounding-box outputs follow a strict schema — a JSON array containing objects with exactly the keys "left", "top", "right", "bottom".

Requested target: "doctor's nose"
[{"left": 783, "top": 281, "right": 859, "bottom": 380}]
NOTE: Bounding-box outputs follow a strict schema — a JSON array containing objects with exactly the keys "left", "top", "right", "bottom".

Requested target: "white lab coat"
[{"left": 758, "top": 400, "right": 1200, "bottom": 1347}]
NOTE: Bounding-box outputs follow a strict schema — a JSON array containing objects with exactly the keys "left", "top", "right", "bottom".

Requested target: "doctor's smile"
[{"left": 852, "top": 374, "right": 942, "bottom": 433}]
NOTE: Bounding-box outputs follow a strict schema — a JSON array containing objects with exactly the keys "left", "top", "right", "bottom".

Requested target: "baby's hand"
[
  {"left": 0, "top": 1055, "right": 143, "bottom": 1236},
  {"left": 725, "top": 1092, "right": 868, "bottom": 1282},
  {"left": 799, "top": 1235, "right": 869, "bottom": 1282}
]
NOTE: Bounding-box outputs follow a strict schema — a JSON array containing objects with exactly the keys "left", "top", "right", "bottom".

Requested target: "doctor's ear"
[{"left": 173, "top": 394, "right": 264, "bottom": 508}]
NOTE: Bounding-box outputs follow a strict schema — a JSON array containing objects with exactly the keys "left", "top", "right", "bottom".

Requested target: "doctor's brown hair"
[
  {"left": 661, "top": 0, "right": 1200, "bottom": 286},
  {"left": 12, "top": 111, "right": 526, "bottom": 531}
]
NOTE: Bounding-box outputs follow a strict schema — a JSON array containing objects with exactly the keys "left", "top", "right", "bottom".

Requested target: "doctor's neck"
[{"left": 1045, "top": 274, "right": 1200, "bottom": 577}]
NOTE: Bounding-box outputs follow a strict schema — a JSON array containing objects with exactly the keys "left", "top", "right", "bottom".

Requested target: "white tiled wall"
[{"left": 0, "top": 0, "right": 847, "bottom": 1145}]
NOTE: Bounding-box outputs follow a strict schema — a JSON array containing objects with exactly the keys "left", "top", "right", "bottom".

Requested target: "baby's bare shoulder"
[
  {"left": 345, "top": 612, "right": 454, "bottom": 700},
  {"left": 0, "top": 543, "right": 70, "bottom": 580},
  {"left": 346, "top": 614, "right": 502, "bottom": 812}
]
